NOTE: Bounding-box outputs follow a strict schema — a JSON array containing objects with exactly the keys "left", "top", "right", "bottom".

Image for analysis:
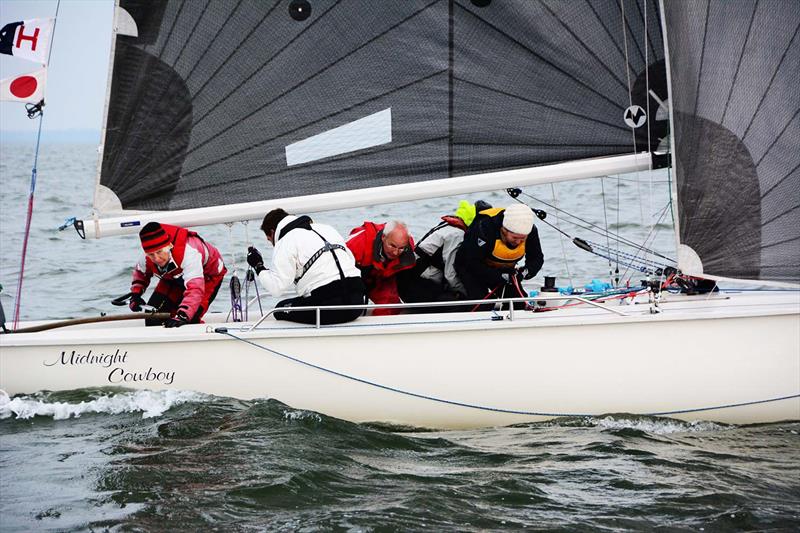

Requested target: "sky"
[{"left": 0, "top": 0, "right": 114, "bottom": 134}]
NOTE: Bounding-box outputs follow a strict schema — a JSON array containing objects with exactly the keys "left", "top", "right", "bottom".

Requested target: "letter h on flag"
[
  {"left": 0, "top": 18, "right": 54, "bottom": 64},
  {"left": 0, "top": 18, "right": 54, "bottom": 104}
]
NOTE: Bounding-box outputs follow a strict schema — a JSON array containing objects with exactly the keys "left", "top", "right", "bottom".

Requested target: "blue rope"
[
  {"left": 586, "top": 239, "right": 672, "bottom": 273},
  {"left": 217, "top": 330, "right": 799, "bottom": 419}
]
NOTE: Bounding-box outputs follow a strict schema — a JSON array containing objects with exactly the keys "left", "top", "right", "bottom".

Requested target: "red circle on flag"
[{"left": 10, "top": 76, "right": 38, "bottom": 98}]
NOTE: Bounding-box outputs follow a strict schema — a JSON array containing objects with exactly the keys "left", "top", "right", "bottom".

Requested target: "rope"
[
  {"left": 13, "top": 122, "right": 43, "bottom": 329},
  {"left": 225, "top": 222, "right": 238, "bottom": 273},
  {"left": 216, "top": 330, "right": 800, "bottom": 419},
  {"left": 470, "top": 284, "right": 503, "bottom": 312},
  {"left": 600, "top": 178, "right": 614, "bottom": 285},
  {"left": 618, "top": 202, "right": 673, "bottom": 282},
  {"left": 13, "top": 1, "right": 61, "bottom": 328},
  {"left": 550, "top": 184, "right": 573, "bottom": 287},
  {"left": 585, "top": 241, "right": 669, "bottom": 276},
  {"left": 225, "top": 223, "right": 243, "bottom": 322},
  {"left": 644, "top": 0, "right": 655, "bottom": 279},
  {"left": 518, "top": 190, "right": 674, "bottom": 263}
]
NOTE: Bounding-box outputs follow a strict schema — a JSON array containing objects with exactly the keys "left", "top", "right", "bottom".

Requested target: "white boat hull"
[{"left": 2, "top": 291, "right": 798, "bottom": 429}]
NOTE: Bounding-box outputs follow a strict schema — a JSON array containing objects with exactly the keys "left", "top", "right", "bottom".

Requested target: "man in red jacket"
[
  {"left": 129, "top": 222, "right": 227, "bottom": 327},
  {"left": 346, "top": 220, "right": 415, "bottom": 316}
]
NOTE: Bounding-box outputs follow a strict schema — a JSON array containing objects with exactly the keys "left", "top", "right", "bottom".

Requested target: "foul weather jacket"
[
  {"left": 455, "top": 209, "right": 544, "bottom": 297},
  {"left": 346, "top": 221, "right": 416, "bottom": 315},
  {"left": 256, "top": 215, "right": 361, "bottom": 298},
  {"left": 414, "top": 215, "right": 469, "bottom": 297},
  {"left": 130, "top": 224, "right": 226, "bottom": 320}
]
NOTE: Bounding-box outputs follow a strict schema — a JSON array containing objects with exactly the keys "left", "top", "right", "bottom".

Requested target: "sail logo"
[{"left": 624, "top": 105, "right": 647, "bottom": 128}]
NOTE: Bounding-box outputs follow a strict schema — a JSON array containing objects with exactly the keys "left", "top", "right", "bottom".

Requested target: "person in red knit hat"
[{"left": 129, "top": 222, "right": 227, "bottom": 327}]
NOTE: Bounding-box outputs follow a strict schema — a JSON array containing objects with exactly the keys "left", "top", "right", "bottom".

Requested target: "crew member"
[
  {"left": 346, "top": 220, "right": 415, "bottom": 316},
  {"left": 130, "top": 222, "right": 227, "bottom": 327},
  {"left": 397, "top": 200, "right": 491, "bottom": 313},
  {"left": 247, "top": 208, "right": 366, "bottom": 325},
  {"left": 455, "top": 203, "right": 544, "bottom": 310}
]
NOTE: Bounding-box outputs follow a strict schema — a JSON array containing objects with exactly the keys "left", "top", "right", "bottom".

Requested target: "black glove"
[
  {"left": 500, "top": 270, "right": 515, "bottom": 284},
  {"left": 516, "top": 266, "right": 534, "bottom": 280},
  {"left": 129, "top": 292, "right": 146, "bottom": 312},
  {"left": 164, "top": 311, "right": 189, "bottom": 328},
  {"left": 247, "top": 246, "right": 266, "bottom": 274}
]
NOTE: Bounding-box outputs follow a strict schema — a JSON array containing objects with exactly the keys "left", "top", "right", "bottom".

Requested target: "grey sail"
[
  {"left": 662, "top": 0, "right": 799, "bottom": 283},
  {"left": 97, "top": 0, "right": 665, "bottom": 214}
]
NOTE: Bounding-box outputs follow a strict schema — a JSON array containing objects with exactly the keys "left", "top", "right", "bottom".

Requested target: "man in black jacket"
[{"left": 455, "top": 203, "right": 544, "bottom": 310}]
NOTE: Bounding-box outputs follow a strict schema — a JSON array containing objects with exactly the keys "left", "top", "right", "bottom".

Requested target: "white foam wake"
[
  {"left": 0, "top": 389, "right": 209, "bottom": 420},
  {"left": 590, "top": 415, "right": 728, "bottom": 434}
]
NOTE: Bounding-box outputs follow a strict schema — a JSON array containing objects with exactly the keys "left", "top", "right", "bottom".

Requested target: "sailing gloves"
[
  {"left": 500, "top": 267, "right": 533, "bottom": 284},
  {"left": 516, "top": 266, "right": 534, "bottom": 280},
  {"left": 129, "top": 292, "right": 146, "bottom": 312},
  {"left": 164, "top": 311, "right": 189, "bottom": 328},
  {"left": 247, "top": 246, "right": 266, "bottom": 274}
]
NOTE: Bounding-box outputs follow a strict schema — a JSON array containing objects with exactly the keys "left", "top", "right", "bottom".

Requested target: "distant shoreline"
[{"left": 0, "top": 130, "right": 101, "bottom": 144}]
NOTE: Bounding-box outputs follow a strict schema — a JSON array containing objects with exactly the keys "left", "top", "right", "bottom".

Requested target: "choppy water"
[
  {"left": 2, "top": 142, "right": 798, "bottom": 531},
  {"left": 1, "top": 390, "right": 799, "bottom": 531},
  {"left": 0, "top": 390, "right": 800, "bottom": 531}
]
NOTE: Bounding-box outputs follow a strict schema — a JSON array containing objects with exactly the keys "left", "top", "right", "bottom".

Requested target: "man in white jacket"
[{"left": 246, "top": 208, "right": 366, "bottom": 324}]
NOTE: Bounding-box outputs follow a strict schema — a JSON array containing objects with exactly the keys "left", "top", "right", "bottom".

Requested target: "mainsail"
[
  {"left": 662, "top": 0, "right": 799, "bottom": 284},
  {"left": 86, "top": 0, "right": 665, "bottom": 237}
]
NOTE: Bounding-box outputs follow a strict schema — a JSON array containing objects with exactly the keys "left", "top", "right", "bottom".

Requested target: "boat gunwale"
[{"left": 2, "top": 291, "right": 797, "bottom": 347}]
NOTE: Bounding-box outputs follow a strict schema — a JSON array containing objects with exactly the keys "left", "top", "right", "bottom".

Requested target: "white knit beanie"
[{"left": 502, "top": 204, "right": 534, "bottom": 234}]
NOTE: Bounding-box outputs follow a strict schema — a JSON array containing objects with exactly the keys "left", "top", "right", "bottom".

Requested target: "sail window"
[{"left": 284, "top": 108, "right": 393, "bottom": 167}]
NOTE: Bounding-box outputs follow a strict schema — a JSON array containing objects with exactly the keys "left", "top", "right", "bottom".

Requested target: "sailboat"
[{"left": 1, "top": 0, "right": 798, "bottom": 429}]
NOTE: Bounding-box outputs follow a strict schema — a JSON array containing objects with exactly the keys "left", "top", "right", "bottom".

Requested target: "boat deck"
[{"left": 3, "top": 289, "right": 798, "bottom": 345}]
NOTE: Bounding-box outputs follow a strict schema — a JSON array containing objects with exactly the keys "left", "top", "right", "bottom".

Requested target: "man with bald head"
[{"left": 346, "top": 220, "right": 416, "bottom": 316}]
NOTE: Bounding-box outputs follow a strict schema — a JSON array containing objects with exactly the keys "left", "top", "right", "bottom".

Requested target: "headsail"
[
  {"left": 87, "top": 0, "right": 665, "bottom": 238},
  {"left": 662, "top": 0, "right": 799, "bottom": 284}
]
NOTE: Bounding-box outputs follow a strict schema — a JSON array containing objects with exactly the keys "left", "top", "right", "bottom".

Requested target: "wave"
[
  {"left": 0, "top": 389, "right": 209, "bottom": 420},
  {"left": 532, "top": 414, "right": 730, "bottom": 434}
]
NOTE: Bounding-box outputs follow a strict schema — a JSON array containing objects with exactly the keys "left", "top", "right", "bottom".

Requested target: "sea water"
[{"left": 1, "top": 142, "right": 798, "bottom": 531}]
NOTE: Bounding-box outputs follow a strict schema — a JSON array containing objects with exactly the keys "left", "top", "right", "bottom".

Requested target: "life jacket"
[
  {"left": 144, "top": 224, "right": 195, "bottom": 281},
  {"left": 413, "top": 215, "right": 467, "bottom": 273},
  {"left": 476, "top": 208, "right": 526, "bottom": 269}
]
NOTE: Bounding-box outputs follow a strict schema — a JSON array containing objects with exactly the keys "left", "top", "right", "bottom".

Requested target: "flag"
[
  {"left": 0, "top": 68, "right": 46, "bottom": 103},
  {"left": 0, "top": 18, "right": 54, "bottom": 65}
]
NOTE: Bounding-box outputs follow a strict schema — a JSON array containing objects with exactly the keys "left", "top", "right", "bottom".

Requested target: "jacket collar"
[{"left": 276, "top": 215, "right": 313, "bottom": 242}]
